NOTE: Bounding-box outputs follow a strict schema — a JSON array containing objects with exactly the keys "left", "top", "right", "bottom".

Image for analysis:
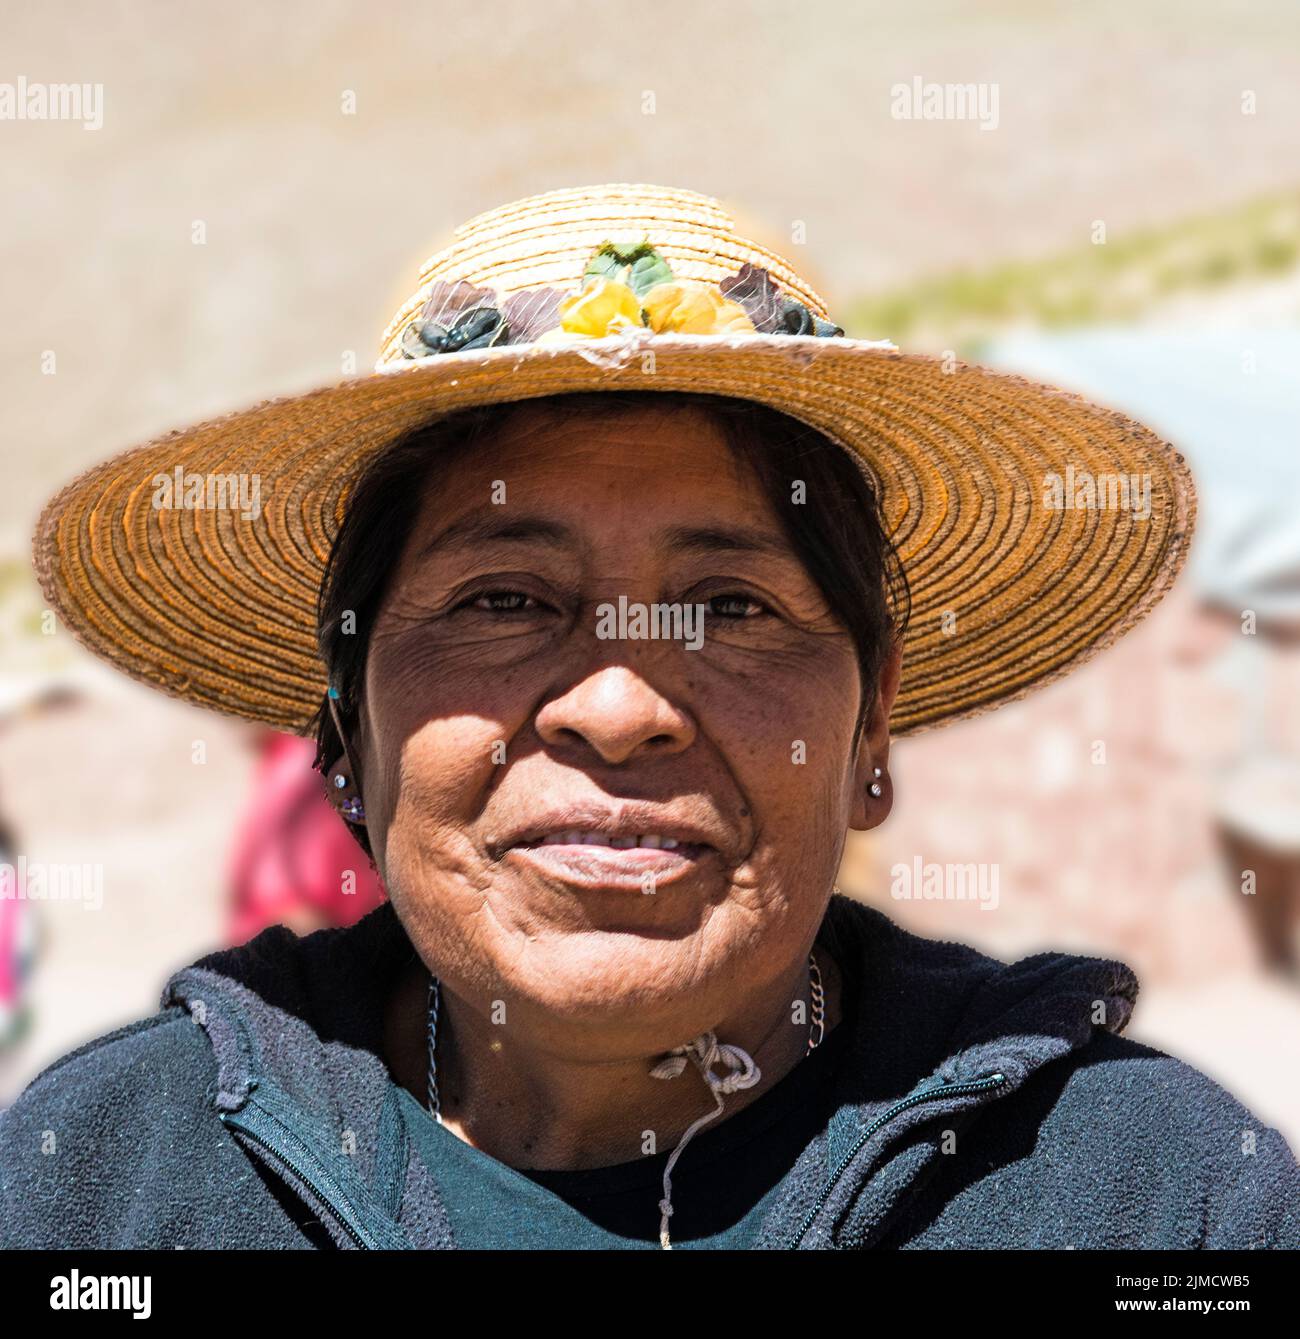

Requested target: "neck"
[{"left": 383, "top": 947, "right": 842, "bottom": 1170}]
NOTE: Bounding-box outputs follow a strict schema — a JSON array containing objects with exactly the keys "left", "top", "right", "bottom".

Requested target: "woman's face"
[{"left": 356, "top": 401, "right": 896, "bottom": 1055}]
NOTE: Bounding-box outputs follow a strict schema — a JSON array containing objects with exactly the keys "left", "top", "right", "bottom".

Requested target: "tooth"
[{"left": 532, "top": 830, "right": 690, "bottom": 849}]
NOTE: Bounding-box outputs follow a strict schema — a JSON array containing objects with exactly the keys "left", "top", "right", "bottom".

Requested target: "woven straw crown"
[
  {"left": 376, "top": 182, "right": 835, "bottom": 368},
  {"left": 33, "top": 182, "right": 1196, "bottom": 736}
]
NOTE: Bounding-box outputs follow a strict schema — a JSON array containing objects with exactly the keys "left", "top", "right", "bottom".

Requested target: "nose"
[{"left": 535, "top": 664, "right": 697, "bottom": 765}]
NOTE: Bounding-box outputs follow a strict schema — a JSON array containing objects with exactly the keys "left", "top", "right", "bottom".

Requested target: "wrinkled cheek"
[
  {"left": 379, "top": 814, "right": 499, "bottom": 975},
  {"left": 368, "top": 718, "right": 500, "bottom": 901},
  {"left": 722, "top": 731, "right": 854, "bottom": 910}
]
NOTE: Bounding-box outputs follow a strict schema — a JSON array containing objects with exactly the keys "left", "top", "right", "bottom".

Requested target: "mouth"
[
  {"left": 521, "top": 830, "right": 696, "bottom": 851},
  {"left": 496, "top": 811, "right": 722, "bottom": 891}
]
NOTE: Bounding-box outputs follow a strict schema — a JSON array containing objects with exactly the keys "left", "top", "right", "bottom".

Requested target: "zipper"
[
  {"left": 220, "top": 1098, "right": 382, "bottom": 1249},
  {"left": 788, "top": 1070, "right": 1008, "bottom": 1248}
]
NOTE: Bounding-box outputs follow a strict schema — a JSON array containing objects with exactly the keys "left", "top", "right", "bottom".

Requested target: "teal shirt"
[{"left": 397, "top": 1021, "right": 847, "bottom": 1249}]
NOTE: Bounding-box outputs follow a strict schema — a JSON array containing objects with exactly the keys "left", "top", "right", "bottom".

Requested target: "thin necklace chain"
[{"left": 426, "top": 950, "right": 825, "bottom": 1124}]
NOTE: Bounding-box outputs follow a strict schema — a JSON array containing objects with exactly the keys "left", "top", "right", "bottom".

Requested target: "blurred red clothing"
[{"left": 226, "top": 731, "right": 385, "bottom": 944}]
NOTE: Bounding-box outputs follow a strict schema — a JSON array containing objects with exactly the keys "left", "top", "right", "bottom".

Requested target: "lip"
[
  {"left": 491, "top": 802, "right": 725, "bottom": 891},
  {"left": 508, "top": 840, "right": 712, "bottom": 891}
]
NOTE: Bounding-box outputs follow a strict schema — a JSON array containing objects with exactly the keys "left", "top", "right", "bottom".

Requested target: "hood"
[
  {"left": 762, "top": 894, "right": 1139, "bottom": 1248},
  {"left": 162, "top": 900, "right": 427, "bottom": 1248},
  {"left": 161, "top": 894, "right": 1138, "bottom": 1249}
]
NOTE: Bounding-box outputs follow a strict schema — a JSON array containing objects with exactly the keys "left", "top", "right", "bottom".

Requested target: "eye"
[
  {"left": 457, "top": 589, "right": 541, "bottom": 614},
  {"left": 704, "top": 592, "right": 768, "bottom": 619}
]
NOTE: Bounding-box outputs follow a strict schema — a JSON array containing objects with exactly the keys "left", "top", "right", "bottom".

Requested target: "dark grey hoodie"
[{"left": 1, "top": 893, "right": 1296, "bottom": 1249}]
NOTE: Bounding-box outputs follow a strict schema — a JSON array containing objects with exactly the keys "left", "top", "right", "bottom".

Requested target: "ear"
[
  {"left": 324, "top": 754, "right": 367, "bottom": 826},
  {"left": 848, "top": 639, "right": 902, "bottom": 832}
]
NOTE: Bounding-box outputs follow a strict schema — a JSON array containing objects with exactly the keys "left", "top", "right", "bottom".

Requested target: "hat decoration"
[{"left": 397, "top": 241, "right": 845, "bottom": 362}]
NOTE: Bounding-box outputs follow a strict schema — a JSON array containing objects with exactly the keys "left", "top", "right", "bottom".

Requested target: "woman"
[{"left": 4, "top": 184, "right": 1296, "bottom": 1250}]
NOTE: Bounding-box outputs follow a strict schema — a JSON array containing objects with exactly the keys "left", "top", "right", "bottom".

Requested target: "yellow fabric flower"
[
  {"left": 553, "top": 277, "right": 644, "bottom": 337},
  {"left": 641, "top": 281, "right": 756, "bottom": 335}
]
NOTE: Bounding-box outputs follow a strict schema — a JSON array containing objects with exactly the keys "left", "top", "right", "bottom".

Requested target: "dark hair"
[{"left": 312, "top": 391, "right": 910, "bottom": 854}]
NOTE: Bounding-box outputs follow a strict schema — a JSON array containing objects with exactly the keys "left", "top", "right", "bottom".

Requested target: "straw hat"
[{"left": 33, "top": 182, "right": 1195, "bottom": 736}]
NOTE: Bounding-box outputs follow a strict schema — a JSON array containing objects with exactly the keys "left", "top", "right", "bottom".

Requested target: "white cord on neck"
[{"left": 649, "top": 1031, "right": 761, "bottom": 1250}]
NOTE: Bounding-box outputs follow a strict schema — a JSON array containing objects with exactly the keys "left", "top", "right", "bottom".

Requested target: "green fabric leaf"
[
  {"left": 604, "top": 239, "right": 651, "bottom": 264},
  {"left": 583, "top": 250, "right": 626, "bottom": 283},
  {"left": 627, "top": 251, "right": 675, "bottom": 297},
  {"left": 582, "top": 239, "right": 675, "bottom": 294}
]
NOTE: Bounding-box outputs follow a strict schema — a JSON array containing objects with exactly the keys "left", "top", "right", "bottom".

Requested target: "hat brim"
[{"left": 32, "top": 331, "right": 1195, "bottom": 736}]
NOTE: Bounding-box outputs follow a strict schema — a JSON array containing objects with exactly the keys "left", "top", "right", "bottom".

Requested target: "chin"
[{"left": 474, "top": 908, "right": 770, "bottom": 1039}]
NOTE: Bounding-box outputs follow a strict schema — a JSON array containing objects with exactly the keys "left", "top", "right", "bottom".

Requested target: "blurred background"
[{"left": 2, "top": 1, "right": 1299, "bottom": 1146}]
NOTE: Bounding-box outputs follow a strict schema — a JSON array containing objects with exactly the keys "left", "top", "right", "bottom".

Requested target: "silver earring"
[
  {"left": 870, "top": 766, "right": 884, "bottom": 799},
  {"left": 326, "top": 692, "right": 366, "bottom": 824}
]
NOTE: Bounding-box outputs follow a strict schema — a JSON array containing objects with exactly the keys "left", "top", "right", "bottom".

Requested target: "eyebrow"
[
  {"left": 416, "top": 514, "right": 795, "bottom": 562},
  {"left": 660, "top": 523, "right": 795, "bottom": 558},
  {"left": 416, "top": 514, "right": 575, "bottom": 560}
]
